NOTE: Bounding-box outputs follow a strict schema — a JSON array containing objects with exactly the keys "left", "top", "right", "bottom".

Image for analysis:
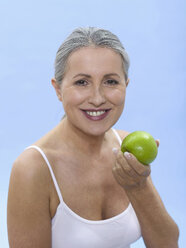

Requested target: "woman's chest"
[{"left": 50, "top": 154, "right": 129, "bottom": 220}]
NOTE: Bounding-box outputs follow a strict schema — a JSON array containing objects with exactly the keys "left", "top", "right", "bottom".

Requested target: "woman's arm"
[
  {"left": 112, "top": 133, "right": 179, "bottom": 248},
  {"left": 7, "top": 150, "right": 52, "bottom": 248},
  {"left": 125, "top": 175, "right": 179, "bottom": 248}
]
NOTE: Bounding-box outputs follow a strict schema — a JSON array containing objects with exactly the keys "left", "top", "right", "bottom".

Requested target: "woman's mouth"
[{"left": 81, "top": 109, "right": 111, "bottom": 121}]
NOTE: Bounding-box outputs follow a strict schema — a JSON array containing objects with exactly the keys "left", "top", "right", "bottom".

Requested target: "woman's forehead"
[{"left": 65, "top": 46, "right": 124, "bottom": 77}]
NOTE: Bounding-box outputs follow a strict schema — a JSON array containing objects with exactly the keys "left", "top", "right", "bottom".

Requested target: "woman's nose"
[{"left": 88, "top": 86, "right": 106, "bottom": 106}]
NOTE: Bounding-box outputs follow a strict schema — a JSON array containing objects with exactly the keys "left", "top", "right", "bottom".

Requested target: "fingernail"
[
  {"left": 157, "top": 139, "right": 160, "bottom": 144},
  {"left": 112, "top": 147, "right": 119, "bottom": 155},
  {"left": 124, "top": 151, "right": 131, "bottom": 159}
]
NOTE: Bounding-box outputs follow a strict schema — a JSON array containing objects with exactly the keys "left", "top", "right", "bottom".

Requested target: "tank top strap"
[
  {"left": 24, "top": 145, "right": 63, "bottom": 203},
  {"left": 111, "top": 128, "right": 122, "bottom": 145}
]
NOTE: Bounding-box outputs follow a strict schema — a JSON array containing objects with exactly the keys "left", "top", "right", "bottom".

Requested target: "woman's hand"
[
  {"left": 112, "top": 139, "right": 179, "bottom": 247},
  {"left": 112, "top": 140, "right": 160, "bottom": 191}
]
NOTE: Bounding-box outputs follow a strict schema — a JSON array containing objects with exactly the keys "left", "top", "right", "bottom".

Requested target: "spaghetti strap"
[
  {"left": 24, "top": 130, "right": 120, "bottom": 203},
  {"left": 24, "top": 145, "right": 63, "bottom": 203},
  {"left": 112, "top": 128, "right": 122, "bottom": 145}
]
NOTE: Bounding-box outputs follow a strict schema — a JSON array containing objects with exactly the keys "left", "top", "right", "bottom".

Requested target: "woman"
[{"left": 7, "top": 27, "right": 179, "bottom": 248}]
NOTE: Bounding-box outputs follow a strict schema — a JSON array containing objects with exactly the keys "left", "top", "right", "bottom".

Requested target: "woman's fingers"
[
  {"left": 115, "top": 159, "right": 139, "bottom": 179},
  {"left": 117, "top": 151, "right": 151, "bottom": 177},
  {"left": 112, "top": 150, "right": 151, "bottom": 190},
  {"left": 155, "top": 139, "right": 160, "bottom": 147}
]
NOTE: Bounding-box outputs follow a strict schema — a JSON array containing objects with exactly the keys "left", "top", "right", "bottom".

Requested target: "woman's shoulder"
[
  {"left": 14, "top": 146, "right": 45, "bottom": 168},
  {"left": 10, "top": 147, "right": 51, "bottom": 193},
  {"left": 12, "top": 122, "right": 64, "bottom": 181},
  {"left": 8, "top": 149, "right": 52, "bottom": 247},
  {"left": 114, "top": 129, "right": 130, "bottom": 140}
]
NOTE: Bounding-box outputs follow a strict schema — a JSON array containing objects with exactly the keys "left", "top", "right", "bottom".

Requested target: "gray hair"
[{"left": 54, "top": 27, "right": 130, "bottom": 83}]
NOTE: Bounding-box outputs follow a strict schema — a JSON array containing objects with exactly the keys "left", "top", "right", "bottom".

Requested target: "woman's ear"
[
  {"left": 51, "top": 78, "right": 62, "bottom": 102},
  {"left": 126, "top": 78, "right": 130, "bottom": 87}
]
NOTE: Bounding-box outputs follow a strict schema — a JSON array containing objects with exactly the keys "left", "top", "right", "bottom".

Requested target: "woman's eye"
[
  {"left": 105, "top": 79, "right": 119, "bottom": 85},
  {"left": 75, "top": 80, "right": 88, "bottom": 86}
]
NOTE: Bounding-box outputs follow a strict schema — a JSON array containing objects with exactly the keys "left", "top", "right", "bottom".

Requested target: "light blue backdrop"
[{"left": 0, "top": 0, "right": 185, "bottom": 247}]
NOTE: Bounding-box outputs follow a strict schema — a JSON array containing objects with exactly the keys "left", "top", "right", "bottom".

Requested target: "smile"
[
  {"left": 85, "top": 110, "right": 106, "bottom": 116},
  {"left": 81, "top": 109, "right": 111, "bottom": 121}
]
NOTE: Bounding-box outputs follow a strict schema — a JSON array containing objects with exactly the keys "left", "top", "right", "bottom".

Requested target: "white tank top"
[{"left": 25, "top": 129, "right": 141, "bottom": 248}]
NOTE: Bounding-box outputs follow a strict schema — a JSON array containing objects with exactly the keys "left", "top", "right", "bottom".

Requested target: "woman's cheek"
[
  {"left": 106, "top": 88, "right": 126, "bottom": 106},
  {"left": 62, "top": 87, "right": 89, "bottom": 105}
]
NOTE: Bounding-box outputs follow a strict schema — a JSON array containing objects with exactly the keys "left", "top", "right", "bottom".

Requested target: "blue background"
[{"left": 0, "top": 0, "right": 185, "bottom": 247}]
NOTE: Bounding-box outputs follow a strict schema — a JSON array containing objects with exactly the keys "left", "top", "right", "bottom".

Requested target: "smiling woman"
[
  {"left": 52, "top": 45, "right": 129, "bottom": 136},
  {"left": 7, "top": 27, "right": 179, "bottom": 248},
  {"left": 53, "top": 27, "right": 130, "bottom": 122}
]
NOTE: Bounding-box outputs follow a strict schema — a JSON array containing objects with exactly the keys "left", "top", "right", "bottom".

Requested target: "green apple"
[{"left": 121, "top": 131, "right": 158, "bottom": 165}]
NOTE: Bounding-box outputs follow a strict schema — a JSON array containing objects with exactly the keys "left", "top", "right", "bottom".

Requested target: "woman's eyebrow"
[
  {"left": 73, "top": 73, "right": 91, "bottom": 79},
  {"left": 73, "top": 73, "right": 121, "bottom": 79},
  {"left": 104, "top": 73, "right": 121, "bottom": 79}
]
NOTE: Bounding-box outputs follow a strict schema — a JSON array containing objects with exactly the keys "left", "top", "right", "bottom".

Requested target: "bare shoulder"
[
  {"left": 8, "top": 148, "right": 52, "bottom": 214},
  {"left": 7, "top": 149, "right": 51, "bottom": 247},
  {"left": 10, "top": 148, "right": 51, "bottom": 189},
  {"left": 115, "top": 129, "right": 130, "bottom": 141}
]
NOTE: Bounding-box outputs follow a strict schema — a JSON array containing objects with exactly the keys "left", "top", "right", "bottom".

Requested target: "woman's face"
[{"left": 52, "top": 46, "right": 129, "bottom": 136}]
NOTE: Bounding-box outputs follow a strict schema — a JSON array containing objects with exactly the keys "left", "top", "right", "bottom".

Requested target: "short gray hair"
[{"left": 54, "top": 27, "right": 130, "bottom": 83}]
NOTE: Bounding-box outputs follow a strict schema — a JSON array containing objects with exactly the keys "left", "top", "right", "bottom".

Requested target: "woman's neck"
[{"left": 57, "top": 118, "right": 110, "bottom": 158}]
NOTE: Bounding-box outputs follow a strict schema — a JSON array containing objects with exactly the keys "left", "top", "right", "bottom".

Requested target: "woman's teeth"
[{"left": 85, "top": 110, "right": 106, "bottom": 116}]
